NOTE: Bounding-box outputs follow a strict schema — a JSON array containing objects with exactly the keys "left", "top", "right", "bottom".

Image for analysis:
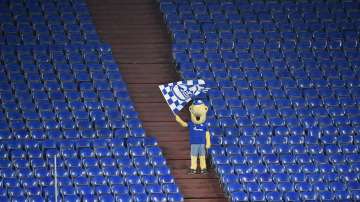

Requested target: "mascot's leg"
[
  {"left": 199, "top": 156, "right": 206, "bottom": 169},
  {"left": 190, "top": 156, "right": 197, "bottom": 170},
  {"left": 188, "top": 144, "right": 198, "bottom": 174},
  {"left": 199, "top": 144, "right": 208, "bottom": 174}
]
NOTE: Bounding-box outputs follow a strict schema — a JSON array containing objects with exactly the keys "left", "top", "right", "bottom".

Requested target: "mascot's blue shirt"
[{"left": 188, "top": 122, "right": 207, "bottom": 144}]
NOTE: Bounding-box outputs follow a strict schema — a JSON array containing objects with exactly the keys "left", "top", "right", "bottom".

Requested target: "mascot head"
[{"left": 189, "top": 100, "right": 208, "bottom": 125}]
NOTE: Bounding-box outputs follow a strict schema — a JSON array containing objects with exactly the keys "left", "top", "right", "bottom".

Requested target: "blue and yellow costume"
[{"left": 175, "top": 100, "right": 211, "bottom": 174}]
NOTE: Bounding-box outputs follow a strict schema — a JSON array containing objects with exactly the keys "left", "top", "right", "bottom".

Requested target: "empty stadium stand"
[
  {"left": 0, "top": 0, "right": 182, "bottom": 201},
  {"left": 159, "top": 0, "right": 360, "bottom": 201}
]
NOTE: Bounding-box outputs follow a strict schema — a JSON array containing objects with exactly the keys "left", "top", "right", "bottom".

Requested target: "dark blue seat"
[
  {"left": 284, "top": 191, "right": 300, "bottom": 201},
  {"left": 230, "top": 191, "right": 248, "bottom": 202},
  {"left": 98, "top": 194, "right": 114, "bottom": 202},
  {"left": 125, "top": 175, "right": 141, "bottom": 185},
  {"left": 167, "top": 193, "right": 184, "bottom": 202},
  {"left": 250, "top": 192, "right": 265, "bottom": 201}
]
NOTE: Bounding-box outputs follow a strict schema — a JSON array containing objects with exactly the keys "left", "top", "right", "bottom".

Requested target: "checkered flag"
[{"left": 159, "top": 79, "right": 209, "bottom": 114}]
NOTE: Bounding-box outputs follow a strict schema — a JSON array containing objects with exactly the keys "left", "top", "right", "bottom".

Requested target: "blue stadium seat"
[{"left": 230, "top": 191, "right": 248, "bottom": 202}]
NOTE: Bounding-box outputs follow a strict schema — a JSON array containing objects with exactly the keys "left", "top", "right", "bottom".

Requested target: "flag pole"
[{"left": 54, "top": 156, "right": 58, "bottom": 202}]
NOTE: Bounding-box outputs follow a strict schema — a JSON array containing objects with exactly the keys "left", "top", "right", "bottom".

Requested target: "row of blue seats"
[
  {"left": 172, "top": 19, "right": 359, "bottom": 31},
  {"left": 0, "top": 90, "right": 130, "bottom": 102},
  {"left": 0, "top": 192, "right": 183, "bottom": 202},
  {"left": 0, "top": 44, "right": 112, "bottom": 53},
  {"left": 0, "top": 166, "right": 171, "bottom": 178},
  {"left": 160, "top": 1, "right": 360, "bottom": 15},
  {"left": 208, "top": 124, "right": 360, "bottom": 136},
  {"left": 176, "top": 50, "right": 360, "bottom": 63},
  {"left": 0, "top": 128, "right": 144, "bottom": 140},
  {"left": 0, "top": 1, "right": 91, "bottom": 22},
  {"left": 222, "top": 180, "right": 360, "bottom": 192},
  {"left": 209, "top": 97, "right": 359, "bottom": 108},
  {"left": 229, "top": 189, "right": 360, "bottom": 202},
  {"left": 209, "top": 144, "right": 360, "bottom": 157},
  {"left": 1, "top": 24, "right": 96, "bottom": 34},
  {"left": 0, "top": 108, "right": 135, "bottom": 120},
  {"left": 173, "top": 41, "right": 360, "bottom": 54},
  {"left": 181, "top": 67, "right": 360, "bottom": 82},
  {"left": 206, "top": 80, "right": 360, "bottom": 93},
  {"left": 0, "top": 167, "right": 168, "bottom": 179},
  {"left": 170, "top": 32, "right": 360, "bottom": 44},
  {"left": 204, "top": 117, "right": 360, "bottom": 130},
  {"left": 212, "top": 154, "right": 360, "bottom": 166},
  {"left": 166, "top": 18, "right": 360, "bottom": 33},
  {"left": 160, "top": 0, "right": 360, "bottom": 13},
  {"left": 0, "top": 51, "right": 113, "bottom": 60},
  {"left": 0, "top": 157, "right": 166, "bottom": 170},
  {"left": 0, "top": 35, "right": 95, "bottom": 45},
  {"left": 177, "top": 60, "right": 359, "bottom": 73},
  {"left": 0, "top": 162, "right": 172, "bottom": 175},
  {"left": 0, "top": 12, "right": 93, "bottom": 24},
  {"left": 0, "top": 183, "right": 180, "bottom": 194},
  {"left": 165, "top": 13, "right": 360, "bottom": 24},
  {"left": 180, "top": 70, "right": 360, "bottom": 86},
  {"left": 206, "top": 116, "right": 360, "bottom": 129},
  {"left": 0, "top": 0, "right": 89, "bottom": 12},
  {"left": 207, "top": 97, "right": 360, "bottom": 109},
  {"left": 0, "top": 119, "right": 141, "bottom": 129},
  {"left": 211, "top": 133, "right": 360, "bottom": 146},
  {"left": 206, "top": 96, "right": 360, "bottom": 110},
  {"left": 0, "top": 72, "right": 122, "bottom": 83},
  {"left": 0, "top": 33, "right": 100, "bottom": 46},
  {"left": 0, "top": 104, "right": 134, "bottom": 116},
  {"left": 0, "top": 90, "right": 130, "bottom": 104},
  {"left": 0, "top": 64, "right": 119, "bottom": 73},
  {"left": 0, "top": 174, "right": 174, "bottom": 186},
  {"left": 184, "top": 71, "right": 360, "bottom": 89},
  {"left": 0, "top": 137, "right": 157, "bottom": 149},
  {"left": 0, "top": 57, "right": 111, "bottom": 67},
  {"left": 1, "top": 78, "right": 126, "bottom": 90},
  {"left": 166, "top": 17, "right": 360, "bottom": 31},
  {"left": 174, "top": 47, "right": 360, "bottom": 63},
  {"left": 0, "top": 146, "right": 162, "bottom": 160},
  {"left": 164, "top": 10, "right": 360, "bottom": 24}
]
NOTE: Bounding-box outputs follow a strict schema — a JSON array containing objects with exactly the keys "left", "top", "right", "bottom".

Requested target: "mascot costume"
[
  {"left": 175, "top": 100, "right": 211, "bottom": 174},
  {"left": 159, "top": 80, "right": 210, "bottom": 174}
]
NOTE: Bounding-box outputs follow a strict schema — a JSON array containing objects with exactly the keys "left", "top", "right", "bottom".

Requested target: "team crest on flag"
[{"left": 159, "top": 79, "right": 209, "bottom": 114}]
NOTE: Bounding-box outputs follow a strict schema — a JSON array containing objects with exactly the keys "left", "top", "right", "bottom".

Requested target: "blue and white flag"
[{"left": 159, "top": 79, "right": 209, "bottom": 114}]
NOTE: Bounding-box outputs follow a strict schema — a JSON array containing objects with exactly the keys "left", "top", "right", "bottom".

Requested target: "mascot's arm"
[
  {"left": 206, "top": 131, "right": 211, "bottom": 149},
  {"left": 175, "top": 115, "right": 188, "bottom": 128}
]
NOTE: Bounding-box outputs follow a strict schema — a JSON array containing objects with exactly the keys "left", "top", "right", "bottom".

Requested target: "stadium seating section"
[
  {"left": 0, "top": 0, "right": 98, "bottom": 45},
  {"left": 159, "top": 0, "right": 360, "bottom": 201},
  {"left": 0, "top": 0, "right": 182, "bottom": 201}
]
